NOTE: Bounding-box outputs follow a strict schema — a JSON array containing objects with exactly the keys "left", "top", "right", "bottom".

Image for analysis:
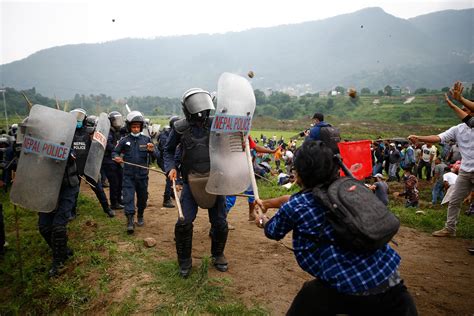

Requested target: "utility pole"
[{"left": 0, "top": 88, "right": 8, "bottom": 130}]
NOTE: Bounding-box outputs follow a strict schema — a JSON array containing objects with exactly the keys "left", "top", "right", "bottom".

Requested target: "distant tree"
[
  {"left": 384, "top": 85, "right": 393, "bottom": 96},
  {"left": 441, "top": 87, "right": 450, "bottom": 92},
  {"left": 361, "top": 87, "right": 371, "bottom": 94},
  {"left": 326, "top": 98, "right": 334, "bottom": 109},
  {"left": 260, "top": 105, "right": 279, "bottom": 117},
  {"left": 268, "top": 91, "right": 291, "bottom": 104},
  {"left": 279, "top": 105, "right": 295, "bottom": 119},
  {"left": 254, "top": 89, "right": 266, "bottom": 106},
  {"left": 414, "top": 88, "right": 427, "bottom": 94},
  {"left": 400, "top": 111, "right": 411, "bottom": 121},
  {"left": 334, "top": 86, "right": 345, "bottom": 95},
  {"left": 377, "top": 90, "right": 384, "bottom": 96}
]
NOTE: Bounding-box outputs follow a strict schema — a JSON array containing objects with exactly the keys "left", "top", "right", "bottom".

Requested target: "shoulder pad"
[{"left": 174, "top": 118, "right": 190, "bottom": 134}]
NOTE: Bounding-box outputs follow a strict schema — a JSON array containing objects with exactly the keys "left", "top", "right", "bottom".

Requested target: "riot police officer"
[
  {"left": 164, "top": 88, "right": 229, "bottom": 278},
  {"left": 38, "top": 140, "right": 79, "bottom": 277},
  {"left": 70, "top": 108, "right": 115, "bottom": 218},
  {"left": 157, "top": 116, "right": 180, "bottom": 208},
  {"left": 103, "top": 111, "right": 125, "bottom": 210},
  {"left": 113, "top": 111, "right": 155, "bottom": 234}
]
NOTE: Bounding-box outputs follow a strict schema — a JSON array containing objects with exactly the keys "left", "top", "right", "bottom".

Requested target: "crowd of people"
[{"left": 0, "top": 80, "right": 472, "bottom": 314}]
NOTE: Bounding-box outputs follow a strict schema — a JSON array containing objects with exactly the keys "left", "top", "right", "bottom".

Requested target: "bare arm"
[
  {"left": 254, "top": 144, "right": 277, "bottom": 154},
  {"left": 451, "top": 81, "right": 474, "bottom": 111},
  {"left": 256, "top": 195, "right": 291, "bottom": 212},
  {"left": 407, "top": 135, "right": 441, "bottom": 144},
  {"left": 445, "top": 93, "right": 469, "bottom": 121}
]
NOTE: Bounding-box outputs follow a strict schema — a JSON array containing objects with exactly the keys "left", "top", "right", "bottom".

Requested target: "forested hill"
[{"left": 1, "top": 7, "right": 473, "bottom": 98}]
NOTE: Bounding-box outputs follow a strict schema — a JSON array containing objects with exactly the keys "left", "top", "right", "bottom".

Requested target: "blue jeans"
[
  {"left": 372, "top": 162, "right": 383, "bottom": 176},
  {"left": 431, "top": 182, "right": 444, "bottom": 204}
]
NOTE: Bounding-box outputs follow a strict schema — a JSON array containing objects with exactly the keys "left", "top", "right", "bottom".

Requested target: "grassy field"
[{"left": 0, "top": 193, "right": 266, "bottom": 314}]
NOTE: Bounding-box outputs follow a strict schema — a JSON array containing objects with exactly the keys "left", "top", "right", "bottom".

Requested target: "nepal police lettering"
[
  {"left": 93, "top": 131, "right": 107, "bottom": 149},
  {"left": 211, "top": 114, "right": 252, "bottom": 133},
  {"left": 22, "top": 135, "right": 69, "bottom": 160}
]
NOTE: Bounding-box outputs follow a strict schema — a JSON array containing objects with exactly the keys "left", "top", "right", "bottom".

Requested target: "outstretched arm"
[
  {"left": 445, "top": 94, "right": 470, "bottom": 121},
  {"left": 407, "top": 135, "right": 440, "bottom": 144},
  {"left": 451, "top": 81, "right": 474, "bottom": 112}
]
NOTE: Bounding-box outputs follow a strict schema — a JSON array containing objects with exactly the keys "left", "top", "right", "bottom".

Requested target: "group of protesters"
[{"left": 1, "top": 79, "right": 472, "bottom": 314}]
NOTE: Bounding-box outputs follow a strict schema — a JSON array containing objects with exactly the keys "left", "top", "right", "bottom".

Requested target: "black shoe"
[
  {"left": 137, "top": 216, "right": 144, "bottom": 227},
  {"left": 48, "top": 261, "right": 65, "bottom": 278},
  {"left": 163, "top": 199, "right": 175, "bottom": 208},
  {"left": 178, "top": 258, "right": 192, "bottom": 278},
  {"left": 111, "top": 203, "right": 124, "bottom": 210},
  {"left": 126, "top": 215, "right": 134, "bottom": 234},
  {"left": 101, "top": 181, "right": 109, "bottom": 188},
  {"left": 104, "top": 207, "right": 115, "bottom": 218},
  {"left": 212, "top": 255, "right": 228, "bottom": 272}
]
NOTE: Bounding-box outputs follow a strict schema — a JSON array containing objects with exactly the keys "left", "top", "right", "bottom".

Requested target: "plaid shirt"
[{"left": 264, "top": 190, "right": 400, "bottom": 294}]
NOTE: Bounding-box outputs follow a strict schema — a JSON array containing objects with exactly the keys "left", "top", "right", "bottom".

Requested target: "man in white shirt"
[
  {"left": 409, "top": 106, "right": 473, "bottom": 237},
  {"left": 441, "top": 167, "right": 458, "bottom": 205},
  {"left": 418, "top": 143, "right": 436, "bottom": 180}
]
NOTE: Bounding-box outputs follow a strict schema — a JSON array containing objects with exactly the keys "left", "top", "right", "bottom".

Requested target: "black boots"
[
  {"left": 175, "top": 223, "right": 193, "bottom": 278},
  {"left": 49, "top": 225, "right": 69, "bottom": 278},
  {"left": 110, "top": 203, "right": 124, "bottom": 210},
  {"left": 103, "top": 207, "right": 115, "bottom": 218},
  {"left": 163, "top": 199, "right": 175, "bottom": 208},
  {"left": 137, "top": 209, "right": 144, "bottom": 226},
  {"left": 211, "top": 226, "right": 229, "bottom": 272},
  {"left": 126, "top": 215, "right": 135, "bottom": 234}
]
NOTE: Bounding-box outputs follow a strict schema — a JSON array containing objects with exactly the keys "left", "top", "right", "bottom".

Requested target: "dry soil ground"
[{"left": 83, "top": 172, "right": 474, "bottom": 315}]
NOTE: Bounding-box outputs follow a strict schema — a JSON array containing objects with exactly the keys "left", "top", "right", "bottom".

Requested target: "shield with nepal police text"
[
  {"left": 206, "top": 72, "right": 256, "bottom": 195},
  {"left": 10, "top": 104, "right": 76, "bottom": 212},
  {"left": 84, "top": 112, "right": 110, "bottom": 182}
]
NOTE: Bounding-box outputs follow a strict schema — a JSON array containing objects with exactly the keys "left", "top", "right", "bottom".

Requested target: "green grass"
[
  {"left": 0, "top": 191, "right": 267, "bottom": 314},
  {"left": 258, "top": 173, "right": 474, "bottom": 239}
]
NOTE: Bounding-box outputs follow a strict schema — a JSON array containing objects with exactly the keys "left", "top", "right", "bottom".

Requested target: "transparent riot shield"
[
  {"left": 10, "top": 104, "right": 76, "bottom": 212},
  {"left": 84, "top": 113, "right": 110, "bottom": 182},
  {"left": 206, "top": 72, "right": 256, "bottom": 195}
]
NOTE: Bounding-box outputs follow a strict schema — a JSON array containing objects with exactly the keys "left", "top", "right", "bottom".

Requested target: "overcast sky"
[{"left": 1, "top": 0, "right": 472, "bottom": 65}]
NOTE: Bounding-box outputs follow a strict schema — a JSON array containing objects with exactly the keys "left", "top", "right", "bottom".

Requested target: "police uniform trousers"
[
  {"left": 179, "top": 182, "right": 227, "bottom": 229},
  {"left": 122, "top": 174, "right": 148, "bottom": 216},
  {"left": 38, "top": 183, "right": 79, "bottom": 250},
  {"left": 103, "top": 162, "right": 123, "bottom": 206}
]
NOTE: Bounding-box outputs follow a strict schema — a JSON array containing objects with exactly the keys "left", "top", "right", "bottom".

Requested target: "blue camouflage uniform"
[{"left": 113, "top": 133, "right": 153, "bottom": 217}]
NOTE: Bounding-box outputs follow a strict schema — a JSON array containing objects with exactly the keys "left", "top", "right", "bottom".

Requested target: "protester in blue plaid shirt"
[{"left": 256, "top": 140, "right": 418, "bottom": 315}]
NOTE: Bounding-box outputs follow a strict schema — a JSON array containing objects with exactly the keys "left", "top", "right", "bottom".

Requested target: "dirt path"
[{"left": 83, "top": 172, "right": 474, "bottom": 315}]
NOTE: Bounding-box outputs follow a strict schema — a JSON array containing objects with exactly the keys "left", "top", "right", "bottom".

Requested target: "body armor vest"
[
  {"left": 176, "top": 118, "right": 212, "bottom": 178},
  {"left": 73, "top": 127, "right": 91, "bottom": 175}
]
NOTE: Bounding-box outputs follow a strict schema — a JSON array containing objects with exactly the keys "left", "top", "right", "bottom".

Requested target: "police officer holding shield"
[
  {"left": 103, "top": 111, "right": 125, "bottom": 210},
  {"left": 113, "top": 111, "right": 155, "bottom": 234},
  {"left": 164, "top": 88, "right": 229, "bottom": 278},
  {"left": 70, "top": 108, "right": 115, "bottom": 219}
]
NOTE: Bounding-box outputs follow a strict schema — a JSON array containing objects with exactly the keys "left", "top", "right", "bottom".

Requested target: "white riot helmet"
[
  {"left": 108, "top": 111, "right": 124, "bottom": 129},
  {"left": 70, "top": 108, "right": 87, "bottom": 128},
  {"left": 181, "top": 88, "right": 215, "bottom": 121},
  {"left": 126, "top": 111, "right": 145, "bottom": 132}
]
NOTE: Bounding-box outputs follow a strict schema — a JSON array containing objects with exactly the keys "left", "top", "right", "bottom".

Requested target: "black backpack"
[
  {"left": 319, "top": 125, "right": 341, "bottom": 153},
  {"left": 311, "top": 177, "right": 400, "bottom": 253}
]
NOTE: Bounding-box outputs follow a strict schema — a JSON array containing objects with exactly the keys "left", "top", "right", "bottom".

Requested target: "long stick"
[
  {"left": 254, "top": 172, "right": 274, "bottom": 184},
  {"left": 172, "top": 179, "right": 185, "bottom": 221},
  {"left": 79, "top": 175, "right": 96, "bottom": 189},
  {"left": 14, "top": 205, "right": 24, "bottom": 282},
  {"left": 244, "top": 137, "right": 264, "bottom": 221},
  {"left": 233, "top": 193, "right": 255, "bottom": 198},
  {"left": 122, "top": 161, "right": 166, "bottom": 175}
]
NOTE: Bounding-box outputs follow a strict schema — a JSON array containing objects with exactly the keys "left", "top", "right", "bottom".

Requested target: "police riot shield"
[
  {"left": 10, "top": 104, "right": 76, "bottom": 212},
  {"left": 206, "top": 72, "right": 256, "bottom": 195},
  {"left": 84, "top": 113, "right": 110, "bottom": 182}
]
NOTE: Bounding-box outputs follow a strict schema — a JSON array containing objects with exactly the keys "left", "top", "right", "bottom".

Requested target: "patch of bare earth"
[{"left": 81, "top": 172, "right": 474, "bottom": 315}]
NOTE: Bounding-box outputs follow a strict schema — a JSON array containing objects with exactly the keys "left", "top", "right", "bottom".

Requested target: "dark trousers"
[
  {"left": 287, "top": 279, "right": 418, "bottom": 316},
  {"left": 164, "top": 177, "right": 173, "bottom": 200},
  {"left": 417, "top": 160, "right": 432, "bottom": 180},
  {"left": 178, "top": 182, "right": 227, "bottom": 230},
  {"left": 104, "top": 162, "right": 123, "bottom": 205},
  {"left": 39, "top": 184, "right": 79, "bottom": 229},
  {"left": 122, "top": 175, "right": 148, "bottom": 216},
  {"left": 0, "top": 204, "right": 5, "bottom": 254}
]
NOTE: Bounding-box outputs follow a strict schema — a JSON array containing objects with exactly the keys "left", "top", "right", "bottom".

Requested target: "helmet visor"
[{"left": 184, "top": 93, "right": 215, "bottom": 114}]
